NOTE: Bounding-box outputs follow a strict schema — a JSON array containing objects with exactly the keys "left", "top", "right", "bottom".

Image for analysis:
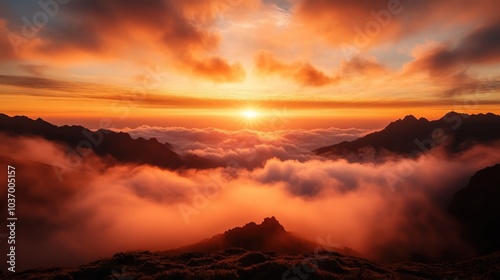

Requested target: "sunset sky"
[
  {"left": 1, "top": 0, "right": 499, "bottom": 129},
  {"left": 2, "top": 1, "right": 500, "bottom": 272}
]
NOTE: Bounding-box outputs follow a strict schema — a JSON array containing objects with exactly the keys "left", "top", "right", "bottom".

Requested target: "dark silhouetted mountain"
[
  {"left": 314, "top": 112, "right": 500, "bottom": 161},
  {"left": 162, "top": 217, "right": 360, "bottom": 258},
  {"left": 450, "top": 164, "right": 500, "bottom": 255},
  {"left": 0, "top": 113, "right": 184, "bottom": 169},
  {"left": 163, "top": 217, "right": 323, "bottom": 256}
]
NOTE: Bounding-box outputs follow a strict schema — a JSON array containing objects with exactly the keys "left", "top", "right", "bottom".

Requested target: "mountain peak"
[
  {"left": 262, "top": 216, "right": 280, "bottom": 225},
  {"left": 385, "top": 114, "right": 420, "bottom": 129},
  {"left": 399, "top": 115, "right": 430, "bottom": 123},
  {"left": 226, "top": 216, "right": 286, "bottom": 237},
  {"left": 260, "top": 216, "right": 285, "bottom": 232},
  {"left": 402, "top": 115, "right": 418, "bottom": 122},
  {"left": 164, "top": 216, "right": 319, "bottom": 255},
  {"left": 442, "top": 111, "right": 468, "bottom": 119}
]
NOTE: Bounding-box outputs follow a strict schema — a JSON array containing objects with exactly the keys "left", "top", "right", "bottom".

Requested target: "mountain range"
[
  {"left": 0, "top": 113, "right": 185, "bottom": 169},
  {"left": 314, "top": 112, "right": 500, "bottom": 161},
  {"left": 1, "top": 112, "right": 499, "bottom": 168}
]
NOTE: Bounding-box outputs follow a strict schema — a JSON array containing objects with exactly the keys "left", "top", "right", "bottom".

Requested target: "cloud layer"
[
  {"left": 117, "top": 125, "right": 371, "bottom": 168},
  {"left": 1, "top": 130, "right": 499, "bottom": 270}
]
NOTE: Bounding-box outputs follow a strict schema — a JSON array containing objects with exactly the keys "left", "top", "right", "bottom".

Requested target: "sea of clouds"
[{"left": 1, "top": 127, "right": 499, "bottom": 270}]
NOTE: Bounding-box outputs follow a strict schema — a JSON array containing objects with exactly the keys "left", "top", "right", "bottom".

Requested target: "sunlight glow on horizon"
[
  {"left": 0, "top": 0, "right": 499, "bottom": 130},
  {"left": 242, "top": 109, "right": 259, "bottom": 119}
]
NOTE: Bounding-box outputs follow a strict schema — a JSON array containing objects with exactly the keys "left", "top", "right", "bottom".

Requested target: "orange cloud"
[
  {"left": 403, "top": 21, "right": 500, "bottom": 96},
  {"left": 255, "top": 52, "right": 387, "bottom": 86},
  {"left": 293, "top": 0, "right": 499, "bottom": 49},
  {"left": 0, "top": 19, "right": 18, "bottom": 60},
  {"left": 189, "top": 56, "right": 246, "bottom": 82},
  {"left": 406, "top": 22, "right": 500, "bottom": 74},
  {"left": 339, "top": 56, "right": 387, "bottom": 76},
  {"left": 255, "top": 51, "right": 336, "bottom": 87},
  {"left": 1, "top": 0, "right": 246, "bottom": 82}
]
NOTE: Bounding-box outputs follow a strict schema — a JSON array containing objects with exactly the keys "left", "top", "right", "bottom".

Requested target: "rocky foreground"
[
  {"left": 5, "top": 216, "right": 500, "bottom": 279},
  {"left": 5, "top": 249, "right": 500, "bottom": 280}
]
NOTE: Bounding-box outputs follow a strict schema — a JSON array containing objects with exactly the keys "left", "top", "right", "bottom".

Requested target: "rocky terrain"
[{"left": 6, "top": 217, "right": 500, "bottom": 279}]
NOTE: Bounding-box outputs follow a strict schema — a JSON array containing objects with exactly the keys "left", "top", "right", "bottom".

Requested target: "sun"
[
  {"left": 237, "top": 107, "right": 264, "bottom": 128},
  {"left": 242, "top": 109, "right": 259, "bottom": 119}
]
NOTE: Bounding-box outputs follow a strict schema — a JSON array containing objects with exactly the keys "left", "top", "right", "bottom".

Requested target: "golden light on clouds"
[
  {"left": 1, "top": 1, "right": 500, "bottom": 275},
  {"left": 0, "top": 0, "right": 498, "bottom": 129}
]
